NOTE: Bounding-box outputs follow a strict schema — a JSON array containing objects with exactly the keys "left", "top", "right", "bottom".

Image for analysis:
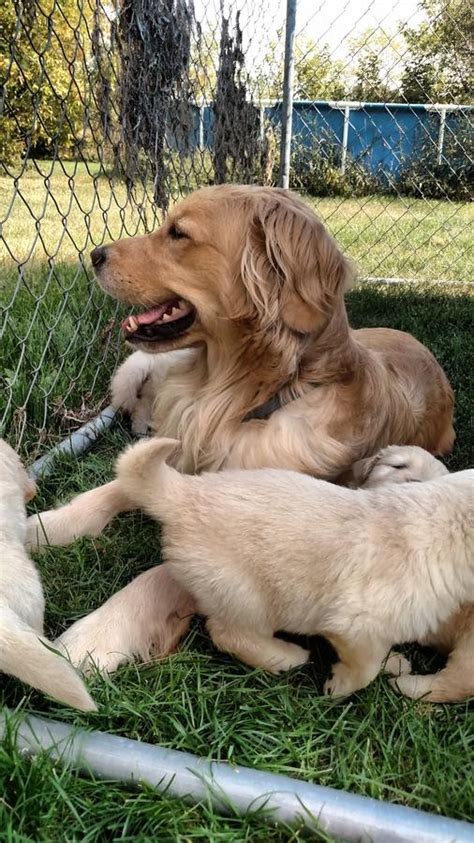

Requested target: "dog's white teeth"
[
  {"left": 170, "top": 306, "right": 179, "bottom": 315},
  {"left": 127, "top": 316, "right": 138, "bottom": 332},
  {"left": 162, "top": 313, "right": 171, "bottom": 321}
]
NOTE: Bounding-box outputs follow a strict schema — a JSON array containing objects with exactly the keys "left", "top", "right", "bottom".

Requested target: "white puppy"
[
  {"left": 0, "top": 440, "right": 96, "bottom": 711},
  {"left": 115, "top": 438, "right": 473, "bottom": 698}
]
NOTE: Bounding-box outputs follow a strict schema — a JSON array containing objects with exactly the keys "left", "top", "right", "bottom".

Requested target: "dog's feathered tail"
[
  {"left": 115, "top": 438, "right": 184, "bottom": 519},
  {"left": 0, "top": 606, "right": 96, "bottom": 711}
]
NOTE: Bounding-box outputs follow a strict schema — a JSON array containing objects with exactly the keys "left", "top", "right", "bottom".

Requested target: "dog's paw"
[
  {"left": 324, "top": 662, "right": 361, "bottom": 697},
  {"left": 55, "top": 611, "right": 134, "bottom": 676},
  {"left": 383, "top": 651, "right": 412, "bottom": 677}
]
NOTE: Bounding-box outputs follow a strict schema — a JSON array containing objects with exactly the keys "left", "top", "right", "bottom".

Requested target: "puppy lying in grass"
[
  {"left": 0, "top": 440, "right": 96, "bottom": 711},
  {"left": 115, "top": 438, "right": 473, "bottom": 698}
]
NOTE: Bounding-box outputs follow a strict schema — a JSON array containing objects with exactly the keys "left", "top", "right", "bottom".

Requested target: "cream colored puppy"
[
  {"left": 0, "top": 440, "right": 96, "bottom": 711},
  {"left": 351, "top": 444, "right": 473, "bottom": 703},
  {"left": 115, "top": 438, "right": 473, "bottom": 697}
]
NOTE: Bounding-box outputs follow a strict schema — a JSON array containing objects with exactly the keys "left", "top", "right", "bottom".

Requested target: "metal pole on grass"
[
  {"left": 2, "top": 712, "right": 473, "bottom": 843},
  {"left": 278, "top": 0, "right": 297, "bottom": 189},
  {"left": 29, "top": 405, "right": 117, "bottom": 480}
]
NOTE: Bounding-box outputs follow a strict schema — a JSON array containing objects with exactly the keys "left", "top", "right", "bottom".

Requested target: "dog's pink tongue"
[
  {"left": 121, "top": 304, "right": 169, "bottom": 333},
  {"left": 135, "top": 305, "right": 169, "bottom": 325}
]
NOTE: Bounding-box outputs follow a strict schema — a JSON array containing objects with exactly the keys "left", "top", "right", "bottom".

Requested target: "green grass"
[
  {"left": 1, "top": 282, "right": 473, "bottom": 839},
  {"left": 1, "top": 162, "right": 473, "bottom": 836},
  {"left": 1, "top": 161, "right": 472, "bottom": 279},
  {"left": 1, "top": 161, "right": 472, "bottom": 451}
]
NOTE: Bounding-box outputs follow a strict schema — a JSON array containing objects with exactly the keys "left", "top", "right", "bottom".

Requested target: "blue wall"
[{"left": 179, "top": 101, "right": 472, "bottom": 182}]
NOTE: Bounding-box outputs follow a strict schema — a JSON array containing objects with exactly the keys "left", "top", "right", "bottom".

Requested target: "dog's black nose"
[{"left": 90, "top": 246, "right": 107, "bottom": 269}]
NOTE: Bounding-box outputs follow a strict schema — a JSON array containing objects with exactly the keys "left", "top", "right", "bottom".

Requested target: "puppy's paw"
[
  {"left": 324, "top": 662, "right": 361, "bottom": 697},
  {"left": 383, "top": 651, "right": 412, "bottom": 677},
  {"left": 389, "top": 673, "right": 435, "bottom": 701},
  {"left": 271, "top": 642, "right": 310, "bottom": 673}
]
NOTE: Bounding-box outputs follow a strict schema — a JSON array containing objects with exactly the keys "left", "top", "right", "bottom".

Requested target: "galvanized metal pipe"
[
  {"left": 29, "top": 404, "right": 117, "bottom": 480},
  {"left": 2, "top": 713, "right": 472, "bottom": 842}
]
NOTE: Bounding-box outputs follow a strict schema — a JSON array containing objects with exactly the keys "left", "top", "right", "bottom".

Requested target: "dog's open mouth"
[{"left": 122, "top": 298, "right": 196, "bottom": 343}]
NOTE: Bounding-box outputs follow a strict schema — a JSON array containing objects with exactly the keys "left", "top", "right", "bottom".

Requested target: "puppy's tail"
[
  {"left": 115, "top": 437, "right": 184, "bottom": 518},
  {"left": 0, "top": 607, "right": 96, "bottom": 711}
]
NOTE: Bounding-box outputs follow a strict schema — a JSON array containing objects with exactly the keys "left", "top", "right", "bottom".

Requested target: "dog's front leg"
[{"left": 26, "top": 480, "right": 133, "bottom": 550}]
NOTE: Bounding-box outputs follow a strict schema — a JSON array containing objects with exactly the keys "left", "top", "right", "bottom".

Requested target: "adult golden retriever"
[{"left": 27, "top": 185, "right": 455, "bottom": 674}]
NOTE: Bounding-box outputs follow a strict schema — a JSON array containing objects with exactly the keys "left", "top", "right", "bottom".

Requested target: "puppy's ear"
[
  {"left": 348, "top": 453, "right": 380, "bottom": 488},
  {"left": 241, "top": 191, "right": 355, "bottom": 333}
]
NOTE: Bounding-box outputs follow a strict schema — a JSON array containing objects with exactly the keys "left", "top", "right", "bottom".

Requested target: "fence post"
[
  {"left": 340, "top": 104, "right": 351, "bottom": 174},
  {"left": 198, "top": 105, "right": 205, "bottom": 150},
  {"left": 437, "top": 106, "right": 446, "bottom": 165},
  {"left": 278, "top": 0, "right": 297, "bottom": 189}
]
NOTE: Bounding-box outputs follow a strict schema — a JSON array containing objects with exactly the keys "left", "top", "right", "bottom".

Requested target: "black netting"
[{"left": 1, "top": 0, "right": 472, "bottom": 452}]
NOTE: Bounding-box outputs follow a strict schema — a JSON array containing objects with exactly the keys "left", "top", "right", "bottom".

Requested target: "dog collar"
[{"left": 243, "top": 394, "right": 285, "bottom": 422}]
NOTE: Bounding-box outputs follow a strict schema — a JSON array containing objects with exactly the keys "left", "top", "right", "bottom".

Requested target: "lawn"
[
  {"left": 1, "top": 281, "right": 473, "bottom": 840},
  {"left": 0, "top": 162, "right": 473, "bottom": 838},
  {"left": 1, "top": 161, "right": 472, "bottom": 453},
  {"left": 1, "top": 161, "right": 472, "bottom": 279}
]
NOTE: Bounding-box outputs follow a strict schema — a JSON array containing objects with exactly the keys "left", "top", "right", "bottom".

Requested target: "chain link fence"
[{"left": 1, "top": 0, "right": 472, "bottom": 452}]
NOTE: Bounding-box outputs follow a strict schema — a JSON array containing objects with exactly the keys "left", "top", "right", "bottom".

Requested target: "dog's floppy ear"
[
  {"left": 240, "top": 190, "right": 354, "bottom": 333},
  {"left": 347, "top": 452, "right": 381, "bottom": 488}
]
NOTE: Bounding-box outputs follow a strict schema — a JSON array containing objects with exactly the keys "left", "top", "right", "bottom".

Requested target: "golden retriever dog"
[
  {"left": 27, "top": 185, "right": 454, "bottom": 673},
  {"left": 0, "top": 440, "right": 95, "bottom": 711},
  {"left": 351, "top": 445, "right": 474, "bottom": 704},
  {"left": 111, "top": 437, "right": 473, "bottom": 699}
]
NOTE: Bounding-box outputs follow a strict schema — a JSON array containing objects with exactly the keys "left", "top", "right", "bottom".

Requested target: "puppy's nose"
[{"left": 90, "top": 246, "right": 107, "bottom": 269}]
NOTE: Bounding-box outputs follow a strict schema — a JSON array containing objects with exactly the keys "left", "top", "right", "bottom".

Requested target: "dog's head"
[
  {"left": 351, "top": 445, "right": 449, "bottom": 489},
  {"left": 91, "top": 185, "right": 354, "bottom": 354}
]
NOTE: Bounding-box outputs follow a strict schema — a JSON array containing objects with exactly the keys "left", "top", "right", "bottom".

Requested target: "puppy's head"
[
  {"left": 351, "top": 445, "right": 449, "bottom": 489},
  {"left": 0, "top": 439, "right": 37, "bottom": 502},
  {"left": 91, "top": 185, "right": 354, "bottom": 355}
]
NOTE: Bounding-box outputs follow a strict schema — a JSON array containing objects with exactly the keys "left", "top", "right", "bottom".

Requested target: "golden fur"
[
  {"left": 97, "top": 185, "right": 454, "bottom": 476},
  {"left": 27, "top": 185, "right": 456, "bottom": 682}
]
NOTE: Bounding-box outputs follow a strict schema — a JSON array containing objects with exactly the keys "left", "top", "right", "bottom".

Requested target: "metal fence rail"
[{"left": 1, "top": 0, "right": 472, "bottom": 450}]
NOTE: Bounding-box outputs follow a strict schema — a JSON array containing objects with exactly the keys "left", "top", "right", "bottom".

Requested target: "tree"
[
  {"left": 294, "top": 40, "right": 346, "bottom": 100},
  {"left": 0, "top": 0, "right": 91, "bottom": 165},
  {"left": 401, "top": 0, "right": 473, "bottom": 103},
  {"left": 257, "top": 37, "right": 346, "bottom": 101},
  {"left": 348, "top": 28, "right": 402, "bottom": 102}
]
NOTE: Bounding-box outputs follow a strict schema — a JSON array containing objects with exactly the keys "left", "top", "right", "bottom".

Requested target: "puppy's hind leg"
[
  {"left": 56, "top": 565, "right": 195, "bottom": 675},
  {"left": 324, "top": 636, "right": 392, "bottom": 697},
  {"left": 26, "top": 480, "right": 133, "bottom": 550},
  {"left": 207, "top": 618, "right": 309, "bottom": 674},
  {"left": 390, "top": 649, "right": 474, "bottom": 704}
]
